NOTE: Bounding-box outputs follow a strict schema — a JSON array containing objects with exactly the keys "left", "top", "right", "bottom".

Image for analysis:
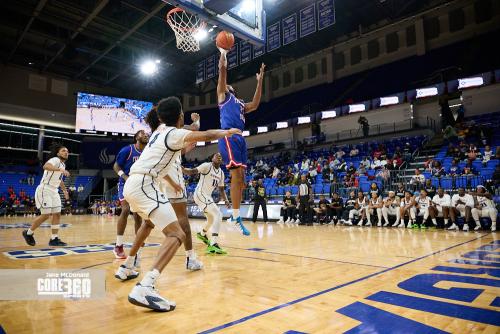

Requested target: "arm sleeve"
[
  {"left": 166, "top": 128, "right": 191, "bottom": 151},
  {"left": 115, "top": 146, "right": 129, "bottom": 168}
]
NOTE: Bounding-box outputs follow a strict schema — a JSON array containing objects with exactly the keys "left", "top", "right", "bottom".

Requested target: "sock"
[
  {"left": 432, "top": 218, "right": 437, "bottom": 225},
  {"left": 140, "top": 269, "right": 160, "bottom": 287},
  {"left": 51, "top": 234, "right": 58, "bottom": 240},
  {"left": 124, "top": 256, "right": 135, "bottom": 268},
  {"left": 233, "top": 209, "right": 240, "bottom": 219},
  {"left": 186, "top": 249, "right": 195, "bottom": 259},
  {"left": 27, "top": 228, "right": 34, "bottom": 235},
  {"left": 201, "top": 229, "right": 207, "bottom": 237},
  {"left": 211, "top": 233, "right": 219, "bottom": 246},
  {"left": 116, "top": 235, "right": 124, "bottom": 246}
]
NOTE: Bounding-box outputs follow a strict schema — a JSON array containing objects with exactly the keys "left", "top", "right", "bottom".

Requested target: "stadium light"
[
  {"left": 458, "top": 77, "right": 483, "bottom": 89},
  {"left": 193, "top": 29, "right": 208, "bottom": 41},
  {"left": 380, "top": 96, "right": 399, "bottom": 107},
  {"left": 257, "top": 126, "right": 268, "bottom": 133},
  {"left": 140, "top": 60, "right": 158, "bottom": 76},
  {"left": 276, "top": 122, "right": 288, "bottom": 129},
  {"left": 416, "top": 87, "right": 438, "bottom": 99},
  {"left": 321, "top": 111, "right": 336, "bottom": 119},
  {"left": 298, "top": 116, "right": 311, "bottom": 124},
  {"left": 348, "top": 104, "right": 366, "bottom": 113}
]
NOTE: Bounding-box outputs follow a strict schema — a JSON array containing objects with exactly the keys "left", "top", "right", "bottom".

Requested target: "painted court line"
[{"left": 197, "top": 233, "right": 491, "bottom": 334}]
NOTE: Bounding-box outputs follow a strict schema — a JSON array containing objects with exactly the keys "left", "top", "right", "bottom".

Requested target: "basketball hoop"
[{"left": 166, "top": 7, "right": 207, "bottom": 52}]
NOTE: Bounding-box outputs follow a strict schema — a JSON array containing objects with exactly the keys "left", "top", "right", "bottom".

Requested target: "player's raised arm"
[
  {"left": 183, "top": 113, "right": 200, "bottom": 131},
  {"left": 217, "top": 50, "right": 228, "bottom": 103},
  {"left": 245, "top": 63, "right": 265, "bottom": 113},
  {"left": 182, "top": 167, "right": 199, "bottom": 176},
  {"left": 184, "top": 128, "right": 241, "bottom": 144}
]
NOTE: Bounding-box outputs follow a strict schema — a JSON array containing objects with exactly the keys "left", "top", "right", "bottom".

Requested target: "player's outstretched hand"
[
  {"left": 61, "top": 169, "right": 70, "bottom": 177},
  {"left": 191, "top": 113, "right": 200, "bottom": 122},
  {"left": 226, "top": 128, "right": 242, "bottom": 136},
  {"left": 256, "top": 63, "right": 266, "bottom": 81}
]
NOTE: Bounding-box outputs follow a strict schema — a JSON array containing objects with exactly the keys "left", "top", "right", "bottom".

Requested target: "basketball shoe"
[{"left": 128, "top": 283, "right": 176, "bottom": 312}]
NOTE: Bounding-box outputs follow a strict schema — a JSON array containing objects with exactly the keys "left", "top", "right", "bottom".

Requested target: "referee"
[
  {"left": 297, "top": 174, "right": 313, "bottom": 225},
  {"left": 252, "top": 179, "right": 268, "bottom": 223}
]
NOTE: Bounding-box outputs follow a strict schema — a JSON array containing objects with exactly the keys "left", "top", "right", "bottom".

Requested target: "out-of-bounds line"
[{"left": 197, "top": 233, "right": 490, "bottom": 334}]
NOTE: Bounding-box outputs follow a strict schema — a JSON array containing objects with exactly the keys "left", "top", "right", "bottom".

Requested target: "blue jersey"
[
  {"left": 219, "top": 92, "right": 246, "bottom": 130},
  {"left": 116, "top": 144, "right": 142, "bottom": 183}
]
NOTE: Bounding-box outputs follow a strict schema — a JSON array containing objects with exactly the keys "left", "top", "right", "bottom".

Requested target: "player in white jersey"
[
  {"left": 410, "top": 189, "right": 434, "bottom": 229},
  {"left": 114, "top": 97, "right": 241, "bottom": 311},
  {"left": 22, "top": 143, "right": 70, "bottom": 247},
  {"left": 183, "top": 153, "right": 229, "bottom": 254},
  {"left": 448, "top": 187, "right": 475, "bottom": 231},
  {"left": 350, "top": 192, "right": 367, "bottom": 226},
  {"left": 148, "top": 108, "right": 204, "bottom": 271},
  {"left": 430, "top": 187, "right": 451, "bottom": 228},
  {"left": 400, "top": 191, "right": 415, "bottom": 228},
  {"left": 382, "top": 191, "right": 401, "bottom": 227},
  {"left": 366, "top": 192, "right": 383, "bottom": 227},
  {"left": 471, "top": 185, "right": 497, "bottom": 232}
]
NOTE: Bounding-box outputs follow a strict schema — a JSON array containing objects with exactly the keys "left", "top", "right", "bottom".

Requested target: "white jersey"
[
  {"left": 370, "top": 197, "right": 382, "bottom": 206},
  {"left": 40, "top": 157, "right": 65, "bottom": 188},
  {"left": 476, "top": 195, "right": 494, "bottom": 209},
  {"left": 416, "top": 196, "right": 431, "bottom": 209},
  {"left": 400, "top": 197, "right": 413, "bottom": 207},
  {"left": 384, "top": 196, "right": 399, "bottom": 208},
  {"left": 357, "top": 197, "right": 367, "bottom": 208},
  {"left": 130, "top": 126, "right": 190, "bottom": 179},
  {"left": 432, "top": 194, "right": 451, "bottom": 207},
  {"left": 451, "top": 194, "right": 474, "bottom": 207},
  {"left": 195, "top": 162, "right": 224, "bottom": 198}
]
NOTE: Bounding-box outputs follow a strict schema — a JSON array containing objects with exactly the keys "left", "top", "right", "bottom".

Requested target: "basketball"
[{"left": 216, "top": 31, "right": 235, "bottom": 51}]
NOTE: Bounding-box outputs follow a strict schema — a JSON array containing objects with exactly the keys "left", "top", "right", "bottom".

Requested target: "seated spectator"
[
  {"left": 424, "top": 179, "right": 436, "bottom": 198},
  {"left": 424, "top": 158, "right": 434, "bottom": 172},
  {"left": 379, "top": 155, "right": 388, "bottom": 168},
  {"left": 314, "top": 195, "right": 330, "bottom": 224},
  {"left": 371, "top": 157, "right": 382, "bottom": 170},
  {"left": 337, "top": 159, "right": 347, "bottom": 172},
  {"left": 369, "top": 182, "right": 381, "bottom": 197},
  {"left": 357, "top": 164, "right": 367, "bottom": 176},
  {"left": 376, "top": 167, "right": 390, "bottom": 184},
  {"left": 431, "top": 161, "right": 445, "bottom": 177},
  {"left": 309, "top": 166, "right": 318, "bottom": 179},
  {"left": 467, "top": 144, "right": 479, "bottom": 162},
  {"left": 395, "top": 183, "right": 405, "bottom": 198},
  {"left": 346, "top": 163, "right": 356, "bottom": 176},
  {"left": 403, "top": 142, "right": 412, "bottom": 161},
  {"left": 335, "top": 149, "right": 345, "bottom": 160},
  {"left": 361, "top": 157, "right": 371, "bottom": 169},
  {"left": 387, "top": 154, "right": 402, "bottom": 170},
  {"left": 349, "top": 147, "right": 359, "bottom": 157},
  {"left": 448, "top": 160, "right": 460, "bottom": 176},
  {"left": 462, "top": 162, "right": 476, "bottom": 175},
  {"left": 410, "top": 168, "right": 425, "bottom": 187},
  {"left": 482, "top": 145, "right": 493, "bottom": 166},
  {"left": 372, "top": 147, "right": 382, "bottom": 159},
  {"left": 329, "top": 192, "right": 343, "bottom": 224},
  {"left": 322, "top": 165, "right": 331, "bottom": 180}
]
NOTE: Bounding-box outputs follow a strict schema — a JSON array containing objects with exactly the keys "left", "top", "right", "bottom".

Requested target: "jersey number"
[
  {"left": 149, "top": 133, "right": 160, "bottom": 147},
  {"left": 212, "top": 179, "right": 219, "bottom": 187}
]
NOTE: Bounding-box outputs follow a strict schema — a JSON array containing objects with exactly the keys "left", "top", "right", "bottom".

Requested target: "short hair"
[
  {"left": 49, "top": 142, "right": 66, "bottom": 158},
  {"left": 133, "top": 130, "right": 143, "bottom": 142},
  {"left": 145, "top": 106, "right": 160, "bottom": 132},
  {"left": 157, "top": 96, "right": 182, "bottom": 126}
]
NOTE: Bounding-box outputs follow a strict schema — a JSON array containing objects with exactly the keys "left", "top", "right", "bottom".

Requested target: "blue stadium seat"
[
  {"left": 291, "top": 186, "right": 298, "bottom": 195},
  {"left": 440, "top": 177, "right": 452, "bottom": 190},
  {"left": 360, "top": 182, "right": 370, "bottom": 193},
  {"left": 314, "top": 184, "right": 323, "bottom": 194},
  {"left": 323, "top": 184, "right": 331, "bottom": 195}
]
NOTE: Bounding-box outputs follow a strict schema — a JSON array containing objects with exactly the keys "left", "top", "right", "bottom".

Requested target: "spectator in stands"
[
  {"left": 482, "top": 145, "right": 493, "bottom": 166},
  {"left": 337, "top": 159, "right": 347, "bottom": 172},
  {"left": 349, "top": 147, "right": 359, "bottom": 157},
  {"left": 431, "top": 161, "right": 445, "bottom": 178},
  {"left": 424, "top": 179, "right": 436, "bottom": 199},
  {"left": 314, "top": 195, "right": 330, "bottom": 224},
  {"left": 423, "top": 158, "right": 434, "bottom": 172},
  {"left": 410, "top": 169, "right": 425, "bottom": 187},
  {"left": 357, "top": 164, "right": 367, "bottom": 176},
  {"left": 78, "top": 184, "right": 84, "bottom": 193},
  {"left": 448, "top": 160, "right": 460, "bottom": 176},
  {"left": 277, "top": 191, "right": 297, "bottom": 224},
  {"left": 372, "top": 147, "right": 382, "bottom": 159},
  {"left": 361, "top": 157, "right": 371, "bottom": 170},
  {"left": 346, "top": 163, "right": 356, "bottom": 176},
  {"left": 309, "top": 166, "right": 318, "bottom": 179},
  {"left": 371, "top": 157, "right": 382, "bottom": 170},
  {"left": 467, "top": 144, "right": 479, "bottom": 163},
  {"left": 462, "top": 162, "right": 476, "bottom": 176},
  {"left": 369, "top": 182, "right": 381, "bottom": 197},
  {"left": 8, "top": 186, "right": 13, "bottom": 194},
  {"left": 252, "top": 180, "right": 268, "bottom": 223},
  {"left": 403, "top": 142, "right": 412, "bottom": 159},
  {"left": 329, "top": 192, "right": 343, "bottom": 225},
  {"left": 322, "top": 165, "right": 331, "bottom": 180},
  {"left": 387, "top": 154, "right": 402, "bottom": 170},
  {"left": 443, "top": 125, "right": 458, "bottom": 142},
  {"left": 335, "top": 148, "right": 345, "bottom": 160},
  {"left": 376, "top": 167, "right": 390, "bottom": 185},
  {"left": 395, "top": 183, "right": 405, "bottom": 198}
]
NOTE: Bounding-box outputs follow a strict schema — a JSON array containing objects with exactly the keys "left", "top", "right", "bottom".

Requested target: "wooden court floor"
[{"left": 0, "top": 215, "right": 499, "bottom": 334}]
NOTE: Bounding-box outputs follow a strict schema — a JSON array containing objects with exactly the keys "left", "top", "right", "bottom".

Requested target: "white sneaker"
[
  {"left": 473, "top": 223, "right": 481, "bottom": 231},
  {"left": 492, "top": 223, "right": 497, "bottom": 232},
  {"left": 406, "top": 222, "right": 412, "bottom": 229},
  {"left": 295, "top": 219, "right": 300, "bottom": 225},
  {"left": 285, "top": 218, "right": 291, "bottom": 224},
  {"left": 115, "top": 265, "right": 139, "bottom": 281},
  {"left": 133, "top": 252, "right": 141, "bottom": 271},
  {"left": 357, "top": 220, "right": 363, "bottom": 226},
  {"left": 366, "top": 223, "right": 372, "bottom": 227},
  {"left": 463, "top": 224, "right": 469, "bottom": 232},
  {"left": 128, "top": 283, "right": 176, "bottom": 312},
  {"left": 186, "top": 257, "right": 203, "bottom": 271},
  {"left": 277, "top": 218, "right": 284, "bottom": 224},
  {"left": 447, "top": 224, "right": 458, "bottom": 231},
  {"left": 397, "top": 222, "right": 405, "bottom": 228},
  {"left": 377, "top": 222, "right": 382, "bottom": 227},
  {"left": 383, "top": 222, "right": 389, "bottom": 227},
  {"left": 345, "top": 220, "right": 353, "bottom": 226},
  {"left": 329, "top": 220, "right": 335, "bottom": 225}
]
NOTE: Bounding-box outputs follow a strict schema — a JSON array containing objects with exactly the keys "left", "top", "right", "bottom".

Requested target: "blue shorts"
[
  {"left": 118, "top": 181, "right": 125, "bottom": 202},
  {"left": 218, "top": 134, "right": 247, "bottom": 169}
]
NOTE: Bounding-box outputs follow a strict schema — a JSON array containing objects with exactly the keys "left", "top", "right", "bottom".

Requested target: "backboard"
[{"left": 169, "top": 0, "right": 265, "bottom": 46}]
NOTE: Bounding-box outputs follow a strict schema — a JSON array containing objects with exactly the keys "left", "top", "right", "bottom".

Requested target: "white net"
[{"left": 166, "top": 8, "right": 207, "bottom": 53}]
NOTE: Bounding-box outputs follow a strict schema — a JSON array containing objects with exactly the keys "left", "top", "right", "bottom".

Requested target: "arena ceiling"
[{"left": 0, "top": 0, "right": 448, "bottom": 100}]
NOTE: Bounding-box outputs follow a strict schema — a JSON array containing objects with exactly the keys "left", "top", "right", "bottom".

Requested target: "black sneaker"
[
  {"left": 49, "top": 237, "right": 67, "bottom": 246},
  {"left": 22, "top": 230, "right": 36, "bottom": 246}
]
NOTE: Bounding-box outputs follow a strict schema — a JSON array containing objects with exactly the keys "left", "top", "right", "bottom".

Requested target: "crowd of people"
[
  {"left": 0, "top": 186, "right": 36, "bottom": 217},
  {"left": 89, "top": 200, "right": 122, "bottom": 216}
]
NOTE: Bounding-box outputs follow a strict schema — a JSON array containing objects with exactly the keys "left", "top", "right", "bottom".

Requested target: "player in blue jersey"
[
  {"left": 112, "top": 130, "right": 149, "bottom": 259},
  {"left": 217, "top": 49, "right": 265, "bottom": 236}
]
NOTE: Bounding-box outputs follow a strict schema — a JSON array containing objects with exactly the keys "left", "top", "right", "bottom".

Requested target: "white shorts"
[
  {"left": 455, "top": 204, "right": 467, "bottom": 216},
  {"left": 435, "top": 206, "right": 448, "bottom": 217},
  {"left": 194, "top": 191, "right": 215, "bottom": 212},
  {"left": 159, "top": 177, "right": 187, "bottom": 204},
  {"left": 384, "top": 206, "right": 399, "bottom": 216},
  {"left": 35, "top": 184, "right": 61, "bottom": 214},
  {"left": 124, "top": 174, "right": 177, "bottom": 229}
]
